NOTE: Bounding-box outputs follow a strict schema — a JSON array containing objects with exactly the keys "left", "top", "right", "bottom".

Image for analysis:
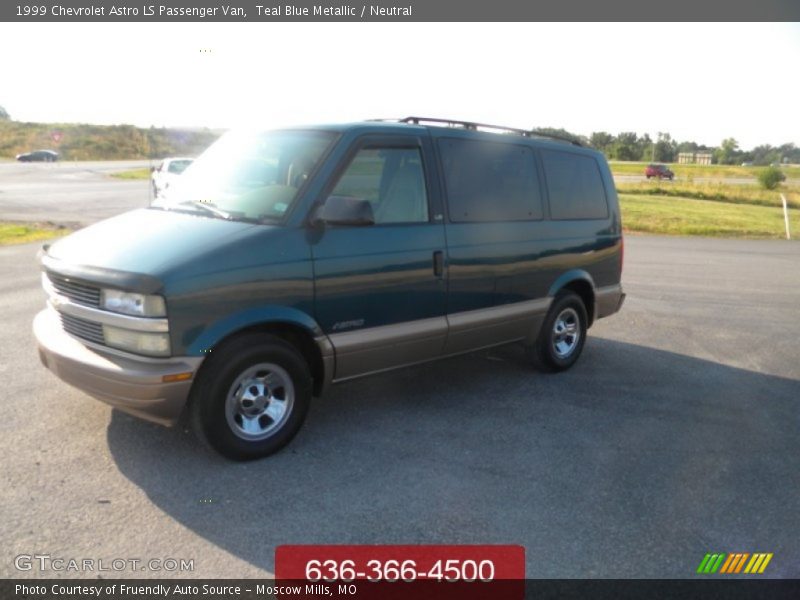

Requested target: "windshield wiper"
[{"left": 177, "top": 200, "right": 232, "bottom": 220}]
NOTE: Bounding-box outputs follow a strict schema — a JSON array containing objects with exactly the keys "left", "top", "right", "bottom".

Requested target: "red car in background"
[{"left": 645, "top": 164, "right": 674, "bottom": 180}]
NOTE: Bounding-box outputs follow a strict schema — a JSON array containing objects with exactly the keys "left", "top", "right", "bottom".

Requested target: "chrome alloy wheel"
[
  {"left": 225, "top": 363, "right": 294, "bottom": 441},
  {"left": 551, "top": 307, "right": 581, "bottom": 359}
]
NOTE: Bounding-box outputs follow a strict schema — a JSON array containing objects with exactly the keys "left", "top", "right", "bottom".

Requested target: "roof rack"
[{"left": 372, "top": 116, "right": 582, "bottom": 146}]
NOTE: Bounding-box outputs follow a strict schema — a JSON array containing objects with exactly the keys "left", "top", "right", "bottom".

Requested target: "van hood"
[{"left": 45, "top": 208, "right": 262, "bottom": 278}]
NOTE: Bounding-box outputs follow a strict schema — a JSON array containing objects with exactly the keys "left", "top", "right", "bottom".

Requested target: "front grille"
[
  {"left": 47, "top": 272, "right": 101, "bottom": 307},
  {"left": 59, "top": 313, "right": 105, "bottom": 345}
]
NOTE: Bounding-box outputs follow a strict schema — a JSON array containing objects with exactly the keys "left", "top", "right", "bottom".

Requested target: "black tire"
[
  {"left": 190, "top": 333, "right": 312, "bottom": 461},
  {"left": 527, "top": 291, "right": 588, "bottom": 372}
]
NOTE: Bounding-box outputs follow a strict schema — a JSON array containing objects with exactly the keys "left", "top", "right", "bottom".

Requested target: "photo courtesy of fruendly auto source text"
[{"left": 1, "top": 2, "right": 799, "bottom": 599}]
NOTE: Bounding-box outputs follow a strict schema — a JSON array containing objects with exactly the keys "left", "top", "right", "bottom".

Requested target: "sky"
[{"left": 1, "top": 22, "right": 798, "bottom": 150}]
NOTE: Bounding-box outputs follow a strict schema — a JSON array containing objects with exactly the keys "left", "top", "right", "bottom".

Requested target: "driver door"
[{"left": 310, "top": 134, "right": 447, "bottom": 380}]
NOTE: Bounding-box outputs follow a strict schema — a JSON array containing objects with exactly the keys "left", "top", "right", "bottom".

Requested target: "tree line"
[
  {"left": 1, "top": 105, "right": 796, "bottom": 165},
  {"left": 534, "top": 127, "right": 799, "bottom": 165}
]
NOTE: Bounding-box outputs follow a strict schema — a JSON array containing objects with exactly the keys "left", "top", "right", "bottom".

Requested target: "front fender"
[{"left": 185, "top": 305, "right": 325, "bottom": 355}]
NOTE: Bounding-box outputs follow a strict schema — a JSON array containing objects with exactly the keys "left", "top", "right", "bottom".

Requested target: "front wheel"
[
  {"left": 527, "top": 292, "right": 588, "bottom": 372},
  {"left": 190, "top": 334, "right": 312, "bottom": 460}
]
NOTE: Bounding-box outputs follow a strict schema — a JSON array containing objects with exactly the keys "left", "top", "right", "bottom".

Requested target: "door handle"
[{"left": 433, "top": 251, "right": 444, "bottom": 278}]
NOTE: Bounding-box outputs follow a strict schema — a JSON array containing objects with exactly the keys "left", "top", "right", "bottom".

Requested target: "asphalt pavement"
[
  {"left": 1, "top": 230, "right": 798, "bottom": 578},
  {"left": 614, "top": 174, "right": 800, "bottom": 185},
  {"left": 0, "top": 160, "right": 151, "bottom": 226}
]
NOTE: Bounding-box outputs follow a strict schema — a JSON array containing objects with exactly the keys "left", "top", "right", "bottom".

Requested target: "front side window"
[
  {"left": 153, "top": 130, "right": 335, "bottom": 223},
  {"left": 330, "top": 147, "right": 429, "bottom": 224}
]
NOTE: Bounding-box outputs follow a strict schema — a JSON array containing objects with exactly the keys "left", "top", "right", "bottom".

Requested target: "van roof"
[
  {"left": 373, "top": 117, "right": 584, "bottom": 147},
  {"left": 266, "top": 119, "right": 603, "bottom": 157},
  {"left": 298, "top": 117, "right": 588, "bottom": 149}
]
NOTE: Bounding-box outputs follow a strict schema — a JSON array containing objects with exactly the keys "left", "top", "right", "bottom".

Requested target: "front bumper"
[{"left": 33, "top": 308, "right": 204, "bottom": 426}]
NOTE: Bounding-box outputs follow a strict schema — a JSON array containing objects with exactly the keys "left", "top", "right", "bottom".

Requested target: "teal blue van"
[{"left": 34, "top": 118, "right": 625, "bottom": 460}]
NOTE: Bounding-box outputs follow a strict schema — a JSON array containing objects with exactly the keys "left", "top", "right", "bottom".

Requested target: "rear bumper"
[
  {"left": 595, "top": 284, "right": 626, "bottom": 319},
  {"left": 33, "top": 308, "right": 204, "bottom": 426}
]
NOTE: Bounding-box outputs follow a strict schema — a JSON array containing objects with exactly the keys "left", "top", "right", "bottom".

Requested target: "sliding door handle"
[{"left": 433, "top": 250, "right": 444, "bottom": 278}]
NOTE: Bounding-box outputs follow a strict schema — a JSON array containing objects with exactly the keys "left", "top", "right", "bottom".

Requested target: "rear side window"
[
  {"left": 542, "top": 150, "right": 609, "bottom": 220},
  {"left": 438, "top": 138, "right": 543, "bottom": 222}
]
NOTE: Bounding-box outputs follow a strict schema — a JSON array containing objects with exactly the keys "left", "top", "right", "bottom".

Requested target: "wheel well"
[
  {"left": 559, "top": 279, "right": 595, "bottom": 327},
  {"left": 204, "top": 322, "right": 326, "bottom": 397}
]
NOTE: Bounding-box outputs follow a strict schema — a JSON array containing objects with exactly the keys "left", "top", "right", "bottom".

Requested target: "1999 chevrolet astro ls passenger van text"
[{"left": 34, "top": 117, "right": 625, "bottom": 460}]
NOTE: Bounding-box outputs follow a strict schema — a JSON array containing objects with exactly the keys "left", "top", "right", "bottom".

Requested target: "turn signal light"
[{"left": 162, "top": 372, "right": 193, "bottom": 383}]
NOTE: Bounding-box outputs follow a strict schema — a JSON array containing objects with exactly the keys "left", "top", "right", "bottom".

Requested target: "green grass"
[
  {"left": 111, "top": 168, "right": 151, "bottom": 180},
  {"left": 610, "top": 161, "right": 800, "bottom": 180},
  {"left": 619, "top": 194, "right": 799, "bottom": 239},
  {"left": 0, "top": 222, "right": 69, "bottom": 245},
  {"left": 616, "top": 181, "right": 800, "bottom": 209}
]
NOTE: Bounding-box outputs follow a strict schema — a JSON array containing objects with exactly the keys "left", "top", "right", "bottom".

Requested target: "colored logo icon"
[{"left": 697, "top": 553, "right": 773, "bottom": 574}]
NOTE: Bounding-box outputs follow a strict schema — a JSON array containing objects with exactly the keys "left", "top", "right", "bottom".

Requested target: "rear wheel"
[
  {"left": 190, "top": 334, "right": 312, "bottom": 460},
  {"left": 527, "top": 292, "right": 588, "bottom": 372}
]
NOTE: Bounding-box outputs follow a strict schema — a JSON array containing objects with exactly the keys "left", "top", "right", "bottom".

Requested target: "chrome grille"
[
  {"left": 59, "top": 313, "right": 105, "bottom": 345},
  {"left": 47, "top": 272, "right": 101, "bottom": 307}
]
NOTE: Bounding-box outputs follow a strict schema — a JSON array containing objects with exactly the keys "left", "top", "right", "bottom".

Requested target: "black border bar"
[
  {"left": 5, "top": 579, "right": 800, "bottom": 600},
  {"left": 2, "top": 0, "right": 800, "bottom": 22}
]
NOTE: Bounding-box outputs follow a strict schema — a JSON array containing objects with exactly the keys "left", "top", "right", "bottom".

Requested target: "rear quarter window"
[{"left": 542, "top": 150, "right": 609, "bottom": 220}]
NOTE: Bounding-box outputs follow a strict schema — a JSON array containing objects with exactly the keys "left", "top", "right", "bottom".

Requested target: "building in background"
[{"left": 678, "top": 152, "right": 713, "bottom": 165}]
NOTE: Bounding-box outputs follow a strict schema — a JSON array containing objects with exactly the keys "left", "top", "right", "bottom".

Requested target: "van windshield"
[{"left": 152, "top": 129, "right": 335, "bottom": 223}]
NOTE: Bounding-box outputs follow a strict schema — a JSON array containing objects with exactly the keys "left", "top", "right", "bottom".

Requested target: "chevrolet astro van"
[{"left": 34, "top": 117, "right": 625, "bottom": 460}]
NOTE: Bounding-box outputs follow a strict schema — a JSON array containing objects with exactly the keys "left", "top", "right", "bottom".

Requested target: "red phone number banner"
[{"left": 275, "top": 544, "right": 525, "bottom": 600}]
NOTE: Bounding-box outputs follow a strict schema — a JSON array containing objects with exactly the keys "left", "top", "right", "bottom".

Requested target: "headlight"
[
  {"left": 103, "top": 325, "right": 171, "bottom": 357},
  {"left": 101, "top": 289, "right": 166, "bottom": 317}
]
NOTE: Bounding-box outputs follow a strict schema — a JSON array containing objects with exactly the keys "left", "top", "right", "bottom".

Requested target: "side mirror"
[{"left": 312, "top": 196, "right": 374, "bottom": 227}]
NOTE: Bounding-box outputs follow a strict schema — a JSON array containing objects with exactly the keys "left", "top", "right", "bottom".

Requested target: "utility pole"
[{"left": 781, "top": 194, "right": 791, "bottom": 240}]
